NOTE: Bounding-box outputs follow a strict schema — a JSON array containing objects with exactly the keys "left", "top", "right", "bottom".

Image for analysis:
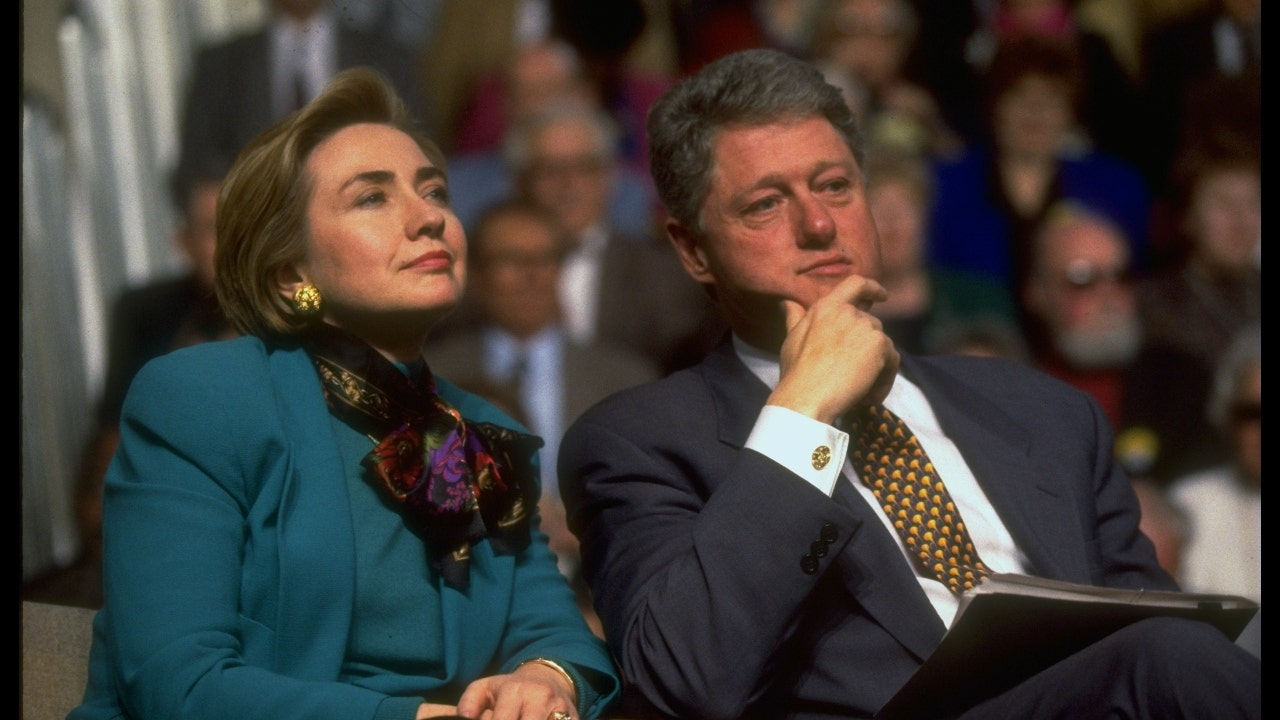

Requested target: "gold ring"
[{"left": 548, "top": 712, "right": 571, "bottom": 720}]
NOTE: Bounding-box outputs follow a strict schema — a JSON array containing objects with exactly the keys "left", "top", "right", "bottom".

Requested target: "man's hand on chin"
[{"left": 769, "top": 274, "right": 900, "bottom": 425}]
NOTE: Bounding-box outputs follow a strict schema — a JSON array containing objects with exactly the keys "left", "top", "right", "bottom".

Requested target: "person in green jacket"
[{"left": 70, "top": 67, "right": 619, "bottom": 720}]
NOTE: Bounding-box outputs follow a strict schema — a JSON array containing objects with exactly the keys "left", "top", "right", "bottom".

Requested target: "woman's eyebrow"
[{"left": 340, "top": 169, "right": 394, "bottom": 193}]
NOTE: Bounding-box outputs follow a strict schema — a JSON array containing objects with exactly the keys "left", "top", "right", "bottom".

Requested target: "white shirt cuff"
[{"left": 745, "top": 405, "right": 848, "bottom": 496}]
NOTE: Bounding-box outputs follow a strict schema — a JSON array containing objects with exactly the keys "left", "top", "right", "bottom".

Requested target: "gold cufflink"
[{"left": 812, "top": 445, "right": 832, "bottom": 470}]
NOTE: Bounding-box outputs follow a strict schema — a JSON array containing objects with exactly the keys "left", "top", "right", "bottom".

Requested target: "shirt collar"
[
  {"left": 732, "top": 334, "right": 781, "bottom": 390},
  {"left": 731, "top": 333, "right": 927, "bottom": 423}
]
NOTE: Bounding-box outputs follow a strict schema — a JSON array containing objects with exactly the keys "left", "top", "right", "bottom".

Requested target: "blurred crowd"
[{"left": 25, "top": 0, "right": 1260, "bottom": 643}]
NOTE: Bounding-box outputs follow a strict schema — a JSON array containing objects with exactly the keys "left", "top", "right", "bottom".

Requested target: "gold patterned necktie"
[{"left": 849, "top": 404, "right": 991, "bottom": 594}]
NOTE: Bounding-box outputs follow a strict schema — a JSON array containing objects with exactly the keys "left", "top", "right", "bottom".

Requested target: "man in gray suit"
[
  {"left": 558, "top": 48, "right": 1260, "bottom": 719},
  {"left": 506, "top": 102, "right": 721, "bottom": 374},
  {"left": 427, "top": 197, "right": 658, "bottom": 638}
]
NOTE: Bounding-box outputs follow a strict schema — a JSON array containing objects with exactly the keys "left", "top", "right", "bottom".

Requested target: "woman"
[
  {"left": 927, "top": 33, "right": 1150, "bottom": 298},
  {"left": 69, "top": 68, "right": 619, "bottom": 720},
  {"left": 860, "top": 143, "right": 1017, "bottom": 355},
  {"left": 1122, "top": 142, "right": 1261, "bottom": 484},
  {"left": 807, "top": 0, "right": 963, "bottom": 159}
]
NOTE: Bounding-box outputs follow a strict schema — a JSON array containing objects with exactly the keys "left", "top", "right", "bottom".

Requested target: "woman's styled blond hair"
[{"left": 214, "top": 67, "right": 445, "bottom": 340}]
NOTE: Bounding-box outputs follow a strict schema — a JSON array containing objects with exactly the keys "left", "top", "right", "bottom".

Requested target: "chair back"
[{"left": 21, "top": 600, "right": 97, "bottom": 720}]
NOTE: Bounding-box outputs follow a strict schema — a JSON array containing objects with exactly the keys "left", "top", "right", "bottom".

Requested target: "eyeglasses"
[
  {"left": 1060, "top": 260, "right": 1134, "bottom": 291},
  {"left": 1230, "top": 402, "right": 1262, "bottom": 424}
]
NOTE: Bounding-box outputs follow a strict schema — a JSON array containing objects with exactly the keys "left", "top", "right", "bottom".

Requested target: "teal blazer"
[{"left": 70, "top": 336, "right": 619, "bottom": 720}]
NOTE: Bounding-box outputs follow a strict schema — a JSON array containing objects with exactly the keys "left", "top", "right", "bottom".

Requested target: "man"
[
  {"left": 26, "top": 165, "right": 236, "bottom": 610},
  {"left": 427, "top": 198, "right": 660, "bottom": 485},
  {"left": 97, "top": 166, "right": 236, "bottom": 428},
  {"left": 507, "top": 102, "right": 720, "bottom": 374},
  {"left": 176, "top": 0, "right": 423, "bottom": 187},
  {"left": 426, "top": 198, "right": 660, "bottom": 637},
  {"left": 1021, "top": 201, "right": 1143, "bottom": 431},
  {"left": 443, "top": 39, "right": 657, "bottom": 241},
  {"left": 558, "top": 48, "right": 1260, "bottom": 719},
  {"left": 1168, "top": 325, "right": 1261, "bottom": 656}
]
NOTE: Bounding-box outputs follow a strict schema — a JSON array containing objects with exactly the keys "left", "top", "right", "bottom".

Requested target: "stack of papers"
[{"left": 876, "top": 574, "right": 1259, "bottom": 719}]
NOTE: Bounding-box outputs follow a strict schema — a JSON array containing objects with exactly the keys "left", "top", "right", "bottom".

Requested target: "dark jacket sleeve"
[{"left": 559, "top": 373, "right": 860, "bottom": 718}]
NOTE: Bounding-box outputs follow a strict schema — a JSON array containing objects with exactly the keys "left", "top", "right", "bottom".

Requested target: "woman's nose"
[{"left": 408, "top": 194, "right": 446, "bottom": 239}]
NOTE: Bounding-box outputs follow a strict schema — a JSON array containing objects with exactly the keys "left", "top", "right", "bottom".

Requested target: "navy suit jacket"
[{"left": 559, "top": 339, "right": 1173, "bottom": 719}]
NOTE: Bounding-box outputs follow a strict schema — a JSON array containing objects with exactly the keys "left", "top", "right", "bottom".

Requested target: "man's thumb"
[{"left": 781, "top": 298, "right": 806, "bottom": 330}]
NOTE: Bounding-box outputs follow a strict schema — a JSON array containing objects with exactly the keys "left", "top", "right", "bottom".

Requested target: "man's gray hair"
[
  {"left": 647, "top": 48, "right": 863, "bottom": 234},
  {"left": 503, "top": 102, "right": 620, "bottom": 173}
]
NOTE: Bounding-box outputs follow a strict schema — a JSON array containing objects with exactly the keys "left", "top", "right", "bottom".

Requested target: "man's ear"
[{"left": 666, "top": 218, "right": 715, "bottom": 285}]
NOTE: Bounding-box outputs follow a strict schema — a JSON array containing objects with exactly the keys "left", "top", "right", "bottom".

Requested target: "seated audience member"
[
  {"left": 1137, "top": 0, "right": 1260, "bottom": 197},
  {"left": 928, "top": 33, "right": 1150, "bottom": 294},
  {"left": 953, "top": 0, "right": 1144, "bottom": 166},
  {"left": 925, "top": 314, "right": 1030, "bottom": 362},
  {"left": 546, "top": 0, "right": 678, "bottom": 175},
  {"left": 448, "top": 37, "right": 599, "bottom": 159},
  {"left": 807, "top": 0, "right": 964, "bottom": 159},
  {"left": 862, "top": 144, "right": 1016, "bottom": 354},
  {"left": 176, "top": 0, "right": 424, "bottom": 185},
  {"left": 1169, "top": 326, "right": 1260, "bottom": 601},
  {"left": 420, "top": 0, "right": 677, "bottom": 161},
  {"left": 1169, "top": 325, "right": 1261, "bottom": 659},
  {"left": 425, "top": 198, "right": 660, "bottom": 638},
  {"left": 443, "top": 40, "right": 659, "bottom": 241},
  {"left": 1020, "top": 201, "right": 1142, "bottom": 430},
  {"left": 29, "top": 165, "right": 238, "bottom": 610},
  {"left": 559, "top": 48, "right": 1260, "bottom": 720},
  {"left": 671, "top": 0, "right": 821, "bottom": 75},
  {"left": 445, "top": 102, "right": 718, "bottom": 374},
  {"left": 1123, "top": 143, "right": 1260, "bottom": 484},
  {"left": 69, "top": 68, "right": 618, "bottom": 720},
  {"left": 96, "top": 166, "right": 236, "bottom": 429}
]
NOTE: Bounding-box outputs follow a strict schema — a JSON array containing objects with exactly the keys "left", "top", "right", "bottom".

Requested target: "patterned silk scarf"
[{"left": 301, "top": 323, "right": 541, "bottom": 588}]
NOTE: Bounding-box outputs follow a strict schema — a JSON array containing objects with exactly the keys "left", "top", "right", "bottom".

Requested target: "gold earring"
[{"left": 293, "top": 284, "right": 322, "bottom": 317}]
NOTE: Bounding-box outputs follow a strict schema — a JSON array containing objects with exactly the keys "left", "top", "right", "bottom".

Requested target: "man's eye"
[
  {"left": 746, "top": 196, "right": 780, "bottom": 214},
  {"left": 822, "top": 177, "right": 852, "bottom": 193}
]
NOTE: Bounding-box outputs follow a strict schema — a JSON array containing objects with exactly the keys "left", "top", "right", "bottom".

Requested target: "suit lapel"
[
  {"left": 901, "top": 355, "right": 1089, "bottom": 580},
  {"left": 267, "top": 345, "right": 357, "bottom": 678},
  {"left": 700, "top": 340, "right": 944, "bottom": 660},
  {"left": 830, "top": 479, "right": 947, "bottom": 660},
  {"left": 700, "top": 340, "right": 768, "bottom": 448}
]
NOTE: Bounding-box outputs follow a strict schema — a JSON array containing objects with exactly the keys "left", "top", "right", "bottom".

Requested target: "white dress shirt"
[
  {"left": 734, "top": 336, "right": 1028, "bottom": 626},
  {"left": 270, "top": 9, "right": 337, "bottom": 118},
  {"left": 559, "top": 224, "right": 608, "bottom": 346},
  {"left": 1170, "top": 466, "right": 1261, "bottom": 602}
]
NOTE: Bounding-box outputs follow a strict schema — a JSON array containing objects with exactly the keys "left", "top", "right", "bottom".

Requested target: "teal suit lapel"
[{"left": 267, "top": 345, "right": 357, "bottom": 679}]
